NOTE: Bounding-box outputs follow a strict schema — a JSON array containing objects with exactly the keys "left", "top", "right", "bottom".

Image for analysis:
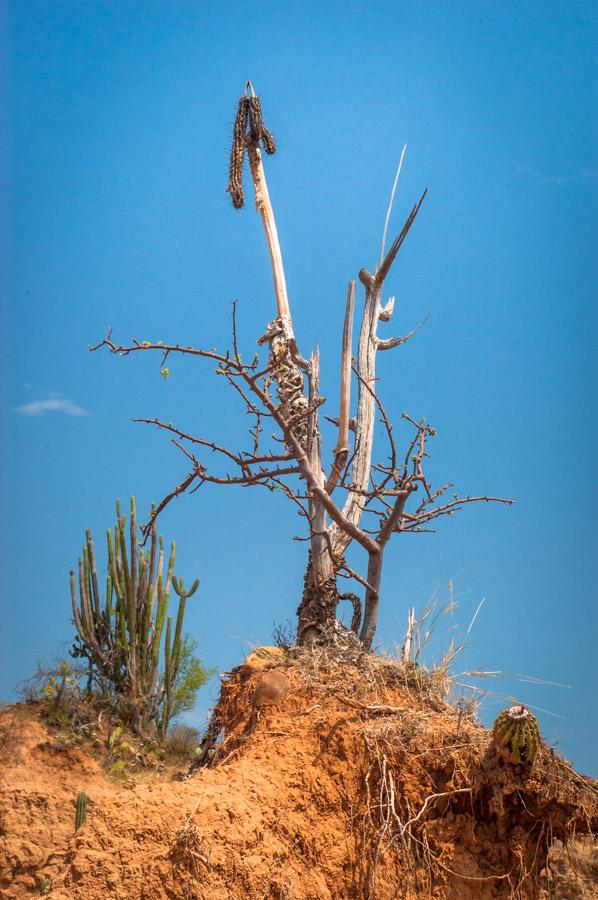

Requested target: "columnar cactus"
[
  {"left": 75, "top": 791, "right": 88, "bottom": 831},
  {"left": 69, "top": 498, "right": 199, "bottom": 734},
  {"left": 492, "top": 705, "right": 540, "bottom": 765},
  {"left": 159, "top": 576, "right": 200, "bottom": 735}
]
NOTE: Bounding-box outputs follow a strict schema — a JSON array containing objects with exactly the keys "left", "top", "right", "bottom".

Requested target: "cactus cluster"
[
  {"left": 75, "top": 791, "right": 88, "bottom": 831},
  {"left": 70, "top": 498, "right": 199, "bottom": 734},
  {"left": 492, "top": 705, "right": 540, "bottom": 765}
]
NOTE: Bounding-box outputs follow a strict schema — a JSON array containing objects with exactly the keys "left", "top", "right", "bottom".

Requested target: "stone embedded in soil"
[{"left": 251, "top": 670, "right": 291, "bottom": 708}]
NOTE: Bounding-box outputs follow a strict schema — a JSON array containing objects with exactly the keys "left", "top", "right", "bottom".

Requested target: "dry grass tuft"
[{"left": 169, "top": 820, "right": 209, "bottom": 875}]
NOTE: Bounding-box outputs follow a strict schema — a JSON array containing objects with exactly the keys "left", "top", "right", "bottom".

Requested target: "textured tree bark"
[{"left": 296, "top": 350, "right": 338, "bottom": 643}]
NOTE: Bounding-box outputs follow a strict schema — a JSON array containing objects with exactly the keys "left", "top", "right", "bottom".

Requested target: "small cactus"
[
  {"left": 492, "top": 705, "right": 540, "bottom": 765},
  {"left": 75, "top": 791, "right": 88, "bottom": 831}
]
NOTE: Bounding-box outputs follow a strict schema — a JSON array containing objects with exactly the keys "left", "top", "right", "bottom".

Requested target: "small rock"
[{"left": 251, "top": 671, "right": 290, "bottom": 708}]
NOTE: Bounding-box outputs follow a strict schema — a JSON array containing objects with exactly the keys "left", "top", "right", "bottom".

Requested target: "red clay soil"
[
  {"left": 1, "top": 649, "right": 597, "bottom": 899},
  {"left": 0, "top": 704, "right": 119, "bottom": 897}
]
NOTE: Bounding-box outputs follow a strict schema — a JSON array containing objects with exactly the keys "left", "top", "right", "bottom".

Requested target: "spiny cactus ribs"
[
  {"left": 226, "top": 91, "right": 276, "bottom": 209},
  {"left": 75, "top": 791, "right": 88, "bottom": 831},
  {"left": 492, "top": 705, "right": 540, "bottom": 765}
]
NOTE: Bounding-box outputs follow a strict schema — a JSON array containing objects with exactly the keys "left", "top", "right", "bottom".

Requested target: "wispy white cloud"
[
  {"left": 517, "top": 164, "right": 598, "bottom": 186},
  {"left": 15, "top": 393, "right": 88, "bottom": 418}
]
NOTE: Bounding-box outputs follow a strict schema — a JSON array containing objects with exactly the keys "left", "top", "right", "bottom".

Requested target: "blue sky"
[{"left": 2, "top": 1, "right": 596, "bottom": 775}]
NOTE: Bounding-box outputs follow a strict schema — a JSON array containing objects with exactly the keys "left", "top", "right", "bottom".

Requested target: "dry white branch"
[{"left": 379, "top": 144, "right": 407, "bottom": 267}]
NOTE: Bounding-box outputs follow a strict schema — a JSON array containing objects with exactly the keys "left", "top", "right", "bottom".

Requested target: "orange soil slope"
[
  {"left": 1, "top": 650, "right": 597, "bottom": 899},
  {"left": 0, "top": 705, "right": 119, "bottom": 897}
]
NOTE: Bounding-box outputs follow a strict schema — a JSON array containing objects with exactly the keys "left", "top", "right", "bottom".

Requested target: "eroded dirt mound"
[
  {"left": 2, "top": 648, "right": 597, "bottom": 899},
  {"left": 0, "top": 705, "right": 119, "bottom": 896}
]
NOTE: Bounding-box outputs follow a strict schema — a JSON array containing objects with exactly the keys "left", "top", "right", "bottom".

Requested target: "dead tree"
[{"left": 92, "top": 83, "right": 512, "bottom": 649}]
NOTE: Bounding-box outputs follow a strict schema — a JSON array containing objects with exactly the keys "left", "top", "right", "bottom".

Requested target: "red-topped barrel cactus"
[{"left": 492, "top": 704, "right": 541, "bottom": 765}]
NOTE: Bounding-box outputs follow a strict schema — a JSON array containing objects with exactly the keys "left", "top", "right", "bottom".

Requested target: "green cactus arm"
[
  {"left": 77, "top": 557, "right": 108, "bottom": 665},
  {"left": 78, "top": 557, "right": 95, "bottom": 643},
  {"left": 147, "top": 508, "right": 158, "bottom": 594},
  {"left": 116, "top": 592, "right": 127, "bottom": 655},
  {"left": 164, "top": 616, "right": 172, "bottom": 690},
  {"left": 137, "top": 553, "right": 148, "bottom": 620},
  {"left": 70, "top": 569, "right": 86, "bottom": 642},
  {"left": 171, "top": 580, "right": 198, "bottom": 675},
  {"left": 137, "top": 554, "right": 150, "bottom": 682},
  {"left": 148, "top": 574, "right": 168, "bottom": 694},
  {"left": 147, "top": 536, "right": 164, "bottom": 628},
  {"left": 117, "top": 515, "right": 136, "bottom": 683},
  {"left": 138, "top": 551, "right": 150, "bottom": 613},
  {"left": 85, "top": 529, "right": 102, "bottom": 621},
  {"left": 107, "top": 529, "right": 124, "bottom": 605},
  {"left": 164, "top": 541, "right": 176, "bottom": 595},
  {"left": 112, "top": 525, "right": 127, "bottom": 605},
  {"left": 161, "top": 616, "right": 173, "bottom": 736},
  {"left": 107, "top": 527, "right": 127, "bottom": 658},
  {"left": 170, "top": 577, "right": 198, "bottom": 676},
  {"left": 172, "top": 576, "right": 200, "bottom": 599},
  {"left": 105, "top": 574, "right": 113, "bottom": 617},
  {"left": 170, "top": 596, "right": 185, "bottom": 681},
  {"left": 116, "top": 515, "right": 132, "bottom": 619},
  {"left": 82, "top": 547, "right": 93, "bottom": 625},
  {"left": 129, "top": 497, "right": 138, "bottom": 626}
]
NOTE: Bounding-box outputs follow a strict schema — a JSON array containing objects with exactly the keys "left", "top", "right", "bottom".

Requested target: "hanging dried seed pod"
[
  {"left": 247, "top": 95, "right": 277, "bottom": 155},
  {"left": 261, "top": 126, "right": 276, "bottom": 155},
  {"left": 492, "top": 705, "right": 540, "bottom": 765},
  {"left": 247, "top": 95, "right": 263, "bottom": 142},
  {"left": 227, "top": 87, "right": 277, "bottom": 209},
  {"left": 226, "top": 96, "right": 249, "bottom": 209}
]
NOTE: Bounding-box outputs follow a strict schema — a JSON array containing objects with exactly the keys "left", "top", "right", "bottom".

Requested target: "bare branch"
[
  {"left": 134, "top": 418, "right": 252, "bottom": 472},
  {"left": 351, "top": 363, "right": 397, "bottom": 478},
  {"left": 231, "top": 299, "right": 241, "bottom": 362},
  {"left": 338, "top": 564, "right": 379, "bottom": 599},
  {"left": 401, "top": 495, "right": 514, "bottom": 531},
  {"left": 141, "top": 469, "right": 198, "bottom": 539},
  {"left": 90, "top": 336, "right": 232, "bottom": 367},
  {"left": 379, "top": 489, "right": 411, "bottom": 546},
  {"left": 325, "top": 280, "right": 355, "bottom": 495},
  {"left": 171, "top": 438, "right": 300, "bottom": 487},
  {"left": 246, "top": 142, "right": 291, "bottom": 326},
  {"left": 377, "top": 188, "right": 428, "bottom": 285},
  {"left": 379, "top": 144, "right": 407, "bottom": 267},
  {"left": 377, "top": 315, "right": 429, "bottom": 351}
]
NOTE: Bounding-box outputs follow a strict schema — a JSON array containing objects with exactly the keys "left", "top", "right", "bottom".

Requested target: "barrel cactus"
[{"left": 492, "top": 705, "right": 540, "bottom": 765}]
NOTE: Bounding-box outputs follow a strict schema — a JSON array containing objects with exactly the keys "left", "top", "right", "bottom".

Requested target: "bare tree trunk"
[
  {"left": 297, "top": 350, "right": 338, "bottom": 643},
  {"left": 361, "top": 549, "right": 383, "bottom": 648}
]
